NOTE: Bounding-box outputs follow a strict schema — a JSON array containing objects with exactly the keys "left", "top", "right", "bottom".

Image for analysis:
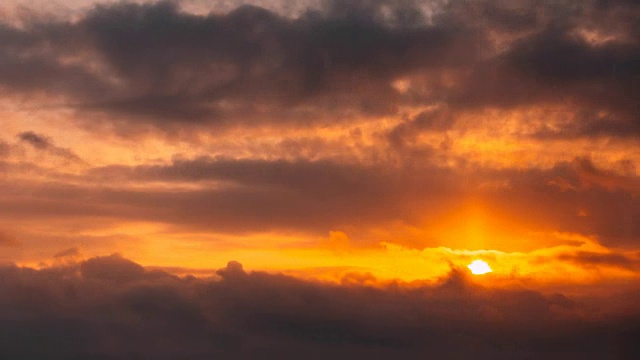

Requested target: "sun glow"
[{"left": 468, "top": 259, "right": 492, "bottom": 275}]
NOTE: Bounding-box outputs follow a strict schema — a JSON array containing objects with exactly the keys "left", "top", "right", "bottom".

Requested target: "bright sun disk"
[{"left": 468, "top": 259, "right": 492, "bottom": 275}]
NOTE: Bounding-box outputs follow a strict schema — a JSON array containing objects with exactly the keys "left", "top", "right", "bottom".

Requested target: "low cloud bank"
[{"left": 0, "top": 254, "right": 638, "bottom": 359}]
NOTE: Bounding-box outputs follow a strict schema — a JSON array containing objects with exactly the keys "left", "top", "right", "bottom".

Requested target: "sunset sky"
[{"left": 0, "top": 0, "right": 639, "bottom": 357}]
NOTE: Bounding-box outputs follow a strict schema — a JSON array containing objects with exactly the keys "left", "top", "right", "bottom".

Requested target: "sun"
[{"left": 468, "top": 259, "right": 492, "bottom": 275}]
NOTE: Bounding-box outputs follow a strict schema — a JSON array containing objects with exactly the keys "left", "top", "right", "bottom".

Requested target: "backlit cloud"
[
  {"left": 0, "top": 0, "right": 635, "bottom": 137},
  {"left": 0, "top": 4, "right": 637, "bottom": 355},
  {"left": 0, "top": 256, "right": 638, "bottom": 358}
]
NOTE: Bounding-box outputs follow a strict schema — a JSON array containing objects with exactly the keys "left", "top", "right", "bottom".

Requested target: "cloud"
[
  {"left": 17, "top": 131, "right": 52, "bottom": 150},
  {"left": 0, "top": 0, "right": 637, "bottom": 271},
  {"left": 0, "top": 0, "right": 634, "bottom": 138},
  {"left": 574, "top": 157, "right": 640, "bottom": 193},
  {"left": 0, "top": 255, "right": 638, "bottom": 358},
  {"left": 1, "top": 0, "right": 434, "bottom": 125},
  {"left": 53, "top": 247, "right": 81, "bottom": 258},
  {"left": 0, "top": 154, "right": 635, "bottom": 249},
  {"left": 17, "top": 131, "right": 83, "bottom": 162},
  {"left": 387, "top": 106, "right": 454, "bottom": 149},
  {"left": 0, "top": 5, "right": 636, "bottom": 355},
  {"left": 80, "top": 253, "right": 146, "bottom": 282},
  {"left": 558, "top": 251, "right": 640, "bottom": 271},
  {"left": 80, "top": 157, "right": 442, "bottom": 234}
]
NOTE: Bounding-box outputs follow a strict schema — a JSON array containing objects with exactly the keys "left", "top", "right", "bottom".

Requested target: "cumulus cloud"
[{"left": 0, "top": 255, "right": 638, "bottom": 359}]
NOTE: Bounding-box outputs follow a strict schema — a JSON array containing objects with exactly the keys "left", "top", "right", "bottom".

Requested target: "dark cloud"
[
  {"left": 92, "top": 156, "right": 410, "bottom": 194},
  {"left": 18, "top": 131, "right": 51, "bottom": 150},
  {"left": 0, "top": 0, "right": 637, "bottom": 251},
  {"left": 1, "top": 0, "right": 635, "bottom": 137},
  {"left": 0, "top": 155, "right": 636, "bottom": 249},
  {"left": 0, "top": 256, "right": 638, "bottom": 358},
  {"left": 483, "top": 160, "right": 640, "bottom": 248},
  {"left": 558, "top": 251, "right": 640, "bottom": 271},
  {"left": 573, "top": 157, "right": 640, "bottom": 193},
  {"left": 387, "top": 107, "right": 454, "bottom": 149},
  {"left": 80, "top": 253, "right": 146, "bottom": 282},
  {"left": 71, "top": 0, "right": 473, "bottom": 125},
  {"left": 498, "top": 21, "right": 640, "bottom": 136},
  {"left": 53, "top": 247, "right": 81, "bottom": 258},
  {"left": 17, "top": 131, "right": 84, "bottom": 162},
  {"left": 67, "top": 157, "right": 461, "bottom": 234}
]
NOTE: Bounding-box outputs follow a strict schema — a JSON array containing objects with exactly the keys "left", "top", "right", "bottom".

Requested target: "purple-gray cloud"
[
  {"left": 0, "top": 155, "right": 637, "bottom": 248},
  {"left": 0, "top": 254, "right": 638, "bottom": 359},
  {"left": 0, "top": 0, "right": 636, "bottom": 137},
  {"left": 17, "top": 131, "right": 83, "bottom": 162}
]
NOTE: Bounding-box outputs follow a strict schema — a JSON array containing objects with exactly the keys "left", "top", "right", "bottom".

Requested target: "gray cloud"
[
  {"left": 573, "top": 157, "right": 640, "bottom": 193},
  {"left": 0, "top": 156, "right": 636, "bottom": 248},
  {"left": 0, "top": 0, "right": 637, "bottom": 256},
  {"left": 0, "top": 0, "right": 635, "bottom": 137},
  {"left": 0, "top": 255, "right": 638, "bottom": 359},
  {"left": 53, "top": 247, "right": 81, "bottom": 258},
  {"left": 17, "top": 132, "right": 51, "bottom": 150},
  {"left": 17, "top": 131, "right": 84, "bottom": 162},
  {"left": 558, "top": 251, "right": 640, "bottom": 271}
]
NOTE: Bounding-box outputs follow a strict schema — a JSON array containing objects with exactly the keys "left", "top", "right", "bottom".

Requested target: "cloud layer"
[
  {"left": 0, "top": 3, "right": 638, "bottom": 356},
  {"left": 0, "top": 255, "right": 639, "bottom": 359},
  {"left": 0, "top": 0, "right": 637, "bottom": 134}
]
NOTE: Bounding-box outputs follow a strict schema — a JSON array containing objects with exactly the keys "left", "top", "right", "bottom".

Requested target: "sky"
[{"left": 0, "top": 0, "right": 639, "bottom": 357}]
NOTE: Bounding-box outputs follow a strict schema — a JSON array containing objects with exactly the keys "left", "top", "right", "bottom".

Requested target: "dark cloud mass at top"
[{"left": 0, "top": 0, "right": 637, "bottom": 136}]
